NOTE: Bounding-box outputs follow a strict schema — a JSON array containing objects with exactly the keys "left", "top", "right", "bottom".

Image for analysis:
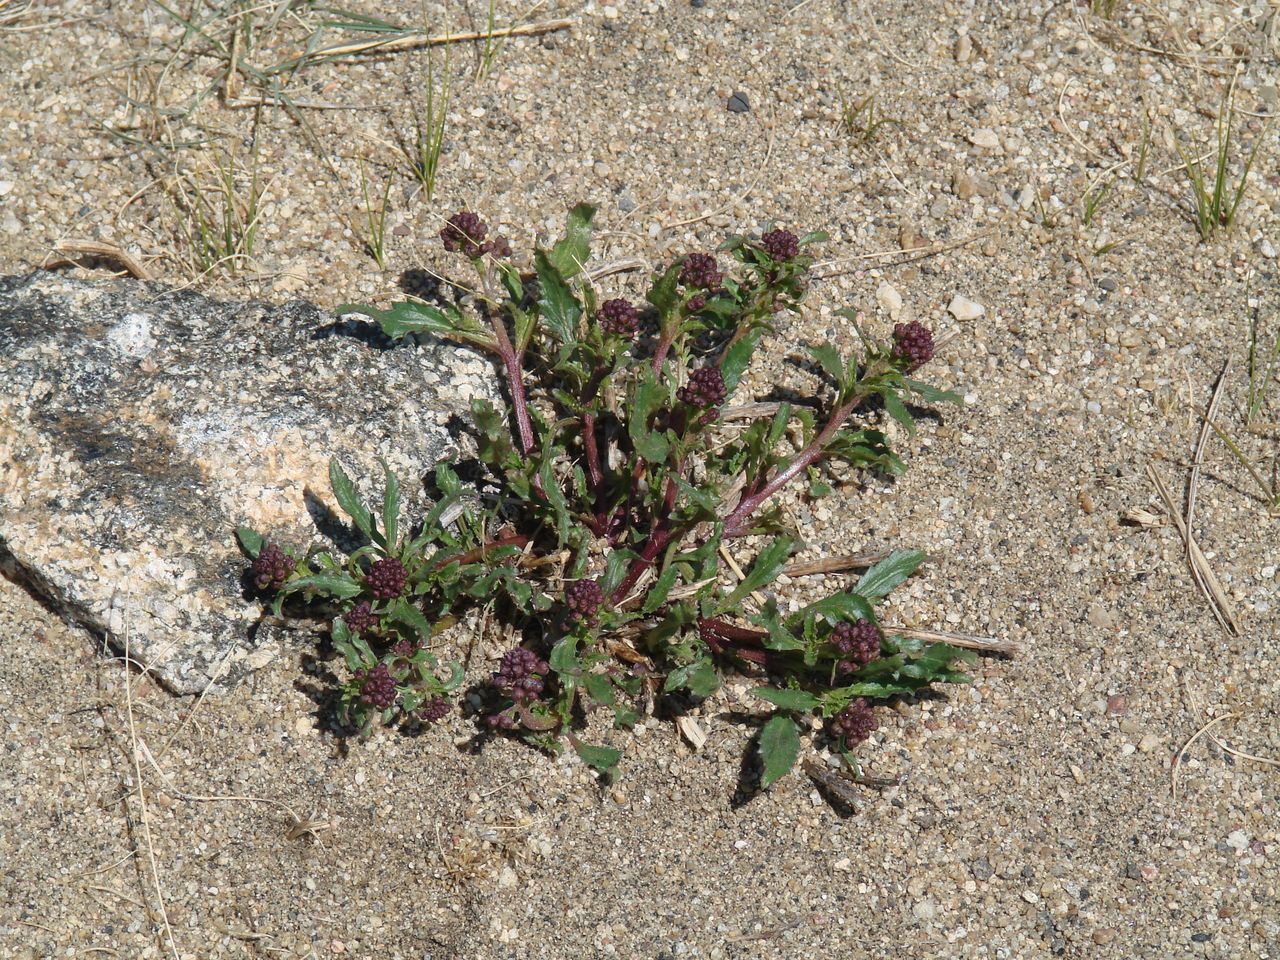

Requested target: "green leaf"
[
  {"left": 715, "top": 537, "right": 793, "bottom": 614},
  {"left": 792, "top": 591, "right": 876, "bottom": 629},
  {"left": 882, "top": 389, "right": 915, "bottom": 436},
  {"left": 797, "top": 230, "right": 829, "bottom": 246},
  {"left": 720, "top": 326, "right": 764, "bottom": 394},
  {"left": 385, "top": 598, "right": 433, "bottom": 642},
  {"left": 583, "top": 672, "right": 616, "bottom": 706},
  {"left": 380, "top": 459, "right": 400, "bottom": 551},
  {"left": 329, "top": 459, "right": 376, "bottom": 542},
  {"left": 854, "top": 549, "right": 927, "bottom": 601},
  {"left": 758, "top": 715, "right": 801, "bottom": 789},
  {"left": 646, "top": 262, "right": 683, "bottom": 323},
  {"left": 534, "top": 249, "right": 582, "bottom": 345},
  {"left": 538, "top": 456, "right": 571, "bottom": 545},
  {"left": 549, "top": 635, "right": 580, "bottom": 674},
  {"left": 498, "top": 261, "right": 525, "bottom": 303},
  {"left": 753, "top": 600, "right": 806, "bottom": 651},
  {"left": 685, "top": 658, "right": 720, "bottom": 697},
  {"left": 807, "top": 343, "right": 845, "bottom": 385},
  {"left": 641, "top": 564, "right": 680, "bottom": 615},
  {"left": 340, "top": 300, "right": 498, "bottom": 353},
  {"left": 573, "top": 740, "right": 621, "bottom": 777},
  {"left": 663, "top": 657, "right": 719, "bottom": 697},
  {"left": 236, "top": 526, "right": 264, "bottom": 558},
  {"left": 753, "top": 688, "right": 821, "bottom": 711},
  {"left": 628, "top": 380, "right": 670, "bottom": 462},
  {"left": 283, "top": 573, "right": 363, "bottom": 600},
  {"left": 548, "top": 203, "right": 596, "bottom": 279},
  {"left": 471, "top": 397, "right": 516, "bottom": 466},
  {"left": 902, "top": 378, "right": 962, "bottom": 404}
]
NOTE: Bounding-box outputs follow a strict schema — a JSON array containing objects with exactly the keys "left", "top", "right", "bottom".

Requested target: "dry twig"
[{"left": 1145, "top": 464, "right": 1240, "bottom": 635}]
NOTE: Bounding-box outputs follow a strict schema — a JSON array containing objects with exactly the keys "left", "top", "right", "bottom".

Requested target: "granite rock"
[{"left": 0, "top": 273, "right": 495, "bottom": 693}]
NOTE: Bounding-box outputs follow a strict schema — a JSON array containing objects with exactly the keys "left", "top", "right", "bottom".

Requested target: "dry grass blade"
[
  {"left": 122, "top": 620, "right": 180, "bottom": 960},
  {"left": 1172, "top": 713, "right": 1236, "bottom": 801},
  {"left": 45, "top": 240, "right": 155, "bottom": 280},
  {"left": 1145, "top": 463, "right": 1240, "bottom": 635},
  {"left": 813, "top": 227, "right": 996, "bottom": 276},
  {"left": 1187, "top": 359, "right": 1231, "bottom": 535},
  {"left": 887, "top": 625, "right": 1021, "bottom": 657},
  {"left": 295, "top": 18, "right": 573, "bottom": 63},
  {"left": 783, "top": 552, "right": 892, "bottom": 577}
]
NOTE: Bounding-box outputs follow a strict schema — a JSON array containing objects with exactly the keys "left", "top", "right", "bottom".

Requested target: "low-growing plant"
[
  {"left": 837, "top": 88, "right": 901, "bottom": 148},
  {"left": 1177, "top": 80, "right": 1268, "bottom": 242},
  {"left": 168, "top": 125, "right": 264, "bottom": 274},
  {"left": 358, "top": 159, "right": 392, "bottom": 270},
  {"left": 1211, "top": 301, "right": 1280, "bottom": 514},
  {"left": 1082, "top": 167, "right": 1119, "bottom": 227},
  {"left": 239, "top": 205, "right": 974, "bottom": 789},
  {"left": 403, "top": 49, "right": 450, "bottom": 200}
]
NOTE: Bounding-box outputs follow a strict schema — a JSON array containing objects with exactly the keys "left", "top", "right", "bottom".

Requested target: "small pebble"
[
  {"left": 947, "top": 294, "right": 985, "bottom": 321},
  {"left": 727, "top": 92, "right": 750, "bottom": 113}
]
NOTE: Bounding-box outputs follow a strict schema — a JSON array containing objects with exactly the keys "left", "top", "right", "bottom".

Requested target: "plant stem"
[
  {"left": 722, "top": 388, "right": 870, "bottom": 537},
  {"left": 488, "top": 317, "right": 537, "bottom": 457}
]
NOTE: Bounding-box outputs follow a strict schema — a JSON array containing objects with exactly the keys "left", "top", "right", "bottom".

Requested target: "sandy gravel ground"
[{"left": 2, "top": 0, "right": 1279, "bottom": 956}]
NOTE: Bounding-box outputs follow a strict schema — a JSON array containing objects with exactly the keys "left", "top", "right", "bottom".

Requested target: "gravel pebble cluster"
[{"left": 3, "top": 0, "right": 1280, "bottom": 956}]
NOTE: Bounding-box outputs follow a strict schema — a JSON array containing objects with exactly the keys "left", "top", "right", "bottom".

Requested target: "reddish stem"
[{"left": 722, "top": 389, "right": 871, "bottom": 538}]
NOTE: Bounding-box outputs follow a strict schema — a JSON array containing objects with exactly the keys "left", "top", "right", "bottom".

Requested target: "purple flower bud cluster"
[
  {"left": 365, "top": 557, "right": 407, "bottom": 600},
  {"left": 677, "top": 366, "right": 727, "bottom": 408},
  {"left": 831, "top": 619, "right": 881, "bottom": 673},
  {"left": 344, "top": 601, "right": 377, "bottom": 635},
  {"left": 760, "top": 228, "right": 800, "bottom": 261},
  {"left": 252, "top": 543, "right": 295, "bottom": 592},
  {"left": 891, "top": 321, "right": 934, "bottom": 370},
  {"left": 685, "top": 293, "right": 708, "bottom": 313},
  {"left": 355, "top": 662, "right": 398, "bottom": 711},
  {"left": 418, "top": 696, "right": 450, "bottom": 724},
  {"left": 491, "top": 647, "right": 549, "bottom": 705},
  {"left": 598, "top": 298, "right": 640, "bottom": 338},
  {"left": 565, "top": 578, "right": 605, "bottom": 621},
  {"left": 440, "top": 211, "right": 511, "bottom": 259},
  {"left": 679, "top": 252, "right": 722, "bottom": 291},
  {"left": 829, "top": 698, "right": 878, "bottom": 747}
]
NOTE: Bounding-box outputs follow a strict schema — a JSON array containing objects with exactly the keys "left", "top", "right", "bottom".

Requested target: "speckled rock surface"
[{"left": 0, "top": 272, "right": 492, "bottom": 693}]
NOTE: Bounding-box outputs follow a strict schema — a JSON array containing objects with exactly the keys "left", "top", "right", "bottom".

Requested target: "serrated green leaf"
[
  {"left": 715, "top": 537, "right": 793, "bottom": 614},
  {"left": 583, "top": 672, "right": 616, "bottom": 706},
  {"left": 548, "top": 203, "right": 596, "bottom": 279},
  {"left": 573, "top": 740, "right": 621, "bottom": 776},
  {"left": 498, "top": 261, "right": 525, "bottom": 303},
  {"left": 663, "top": 657, "right": 718, "bottom": 697},
  {"left": 720, "top": 326, "right": 764, "bottom": 394},
  {"left": 797, "top": 230, "right": 829, "bottom": 246},
  {"left": 236, "top": 526, "right": 264, "bottom": 558},
  {"left": 329, "top": 459, "right": 376, "bottom": 542},
  {"left": 613, "top": 705, "right": 640, "bottom": 729},
  {"left": 758, "top": 715, "right": 801, "bottom": 789},
  {"left": 854, "top": 549, "right": 927, "bottom": 601},
  {"left": 902, "top": 378, "right": 962, "bottom": 405},
  {"left": 641, "top": 564, "right": 680, "bottom": 615},
  {"left": 808, "top": 343, "right": 845, "bottom": 385},
  {"left": 882, "top": 389, "right": 915, "bottom": 436},
  {"left": 538, "top": 456, "right": 571, "bottom": 545},
  {"left": 549, "top": 635, "right": 580, "bottom": 674},
  {"left": 754, "top": 687, "right": 821, "bottom": 711},
  {"left": 284, "top": 573, "right": 363, "bottom": 600},
  {"left": 791, "top": 591, "right": 877, "bottom": 630},
  {"left": 386, "top": 598, "right": 433, "bottom": 642},
  {"left": 647, "top": 262, "right": 683, "bottom": 328},
  {"left": 534, "top": 249, "right": 582, "bottom": 345},
  {"left": 340, "top": 300, "right": 498, "bottom": 353},
  {"left": 380, "top": 459, "right": 400, "bottom": 551}
]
